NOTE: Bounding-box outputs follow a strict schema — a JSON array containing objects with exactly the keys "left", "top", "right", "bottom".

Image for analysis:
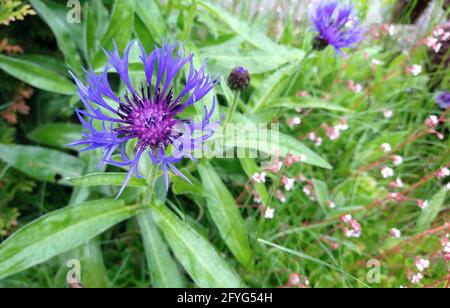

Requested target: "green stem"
[
  {"left": 225, "top": 91, "right": 240, "bottom": 123},
  {"left": 143, "top": 165, "right": 159, "bottom": 206}
]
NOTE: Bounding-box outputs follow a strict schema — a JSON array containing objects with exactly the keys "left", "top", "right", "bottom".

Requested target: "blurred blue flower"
[
  {"left": 436, "top": 90, "right": 450, "bottom": 109},
  {"left": 310, "top": 0, "right": 364, "bottom": 56},
  {"left": 69, "top": 40, "right": 220, "bottom": 196}
]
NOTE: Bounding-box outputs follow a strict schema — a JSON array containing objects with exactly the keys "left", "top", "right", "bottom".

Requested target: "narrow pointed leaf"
[
  {"left": 0, "top": 199, "right": 138, "bottom": 280},
  {"left": 151, "top": 202, "right": 244, "bottom": 288}
]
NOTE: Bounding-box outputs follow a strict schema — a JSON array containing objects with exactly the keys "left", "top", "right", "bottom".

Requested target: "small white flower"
[
  {"left": 392, "top": 155, "right": 403, "bottom": 166},
  {"left": 388, "top": 25, "right": 396, "bottom": 36},
  {"left": 381, "top": 166, "right": 394, "bottom": 178},
  {"left": 411, "top": 273, "right": 423, "bottom": 284},
  {"left": 408, "top": 64, "right": 422, "bottom": 76},
  {"left": 429, "top": 115, "right": 439, "bottom": 126},
  {"left": 288, "top": 117, "right": 302, "bottom": 128},
  {"left": 284, "top": 178, "right": 295, "bottom": 191},
  {"left": 381, "top": 143, "right": 392, "bottom": 153},
  {"left": 446, "top": 183, "right": 450, "bottom": 190},
  {"left": 372, "top": 59, "right": 383, "bottom": 66},
  {"left": 303, "top": 186, "right": 311, "bottom": 196},
  {"left": 396, "top": 177, "right": 404, "bottom": 188},
  {"left": 383, "top": 109, "right": 393, "bottom": 119},
  {"left": 327, "top": 200, "right": 336, "bottom": 209},
  {"left": 264, "top": 207, "right": 275, "bottom": 219},
  {"left": 252, "top": 172, "right": 266, "bottom": 184},
  {"left": 415, "top": 258, "right": 430, "bottom": 272},
  {"left": 390, "top": 228, "right": 402, "bottom": 238},
  {"left": 417, "top": 199, "right": 428, "bottom": 210},
  {"left": 438, "top": 167, "right": 450, "bottom": 178},
  {"left": 307, "top": 132, "right": 317, "bottom": 141},
  {"left": 314, "top": 137, "right": 323, "bottom": 147},
  {"left": 341, "top": 214, "right": 352, "bottom": 223}
]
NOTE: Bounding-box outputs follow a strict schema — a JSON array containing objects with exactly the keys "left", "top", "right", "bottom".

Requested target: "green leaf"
[
  {"left": 0, "top": 199, "right": 138, "bottom": 280},
  {"left": 202, "top": 41, "right": 303, "bottom": 75},
  {"left": 171, "top": 169, "right": 204, "bottom": 196},
  {"left": 66, "top": 172, "right": 148, "bottom": 188},
  {"left": 0, "top": 144, "right": 84, "bottom": 182},
  {"left": 223, "top": 114, "right": 332, "bottom": 169},
  {"left": 83, "top": 0, "right": 109, "bottom": 62},
  {"left": 134, "top": 14, "right": 155, "bottom": 52},
  {"left": 416, "top": 189, "right": 447, "bottom": 232},
  {"left": 312, "top": 179, "right": 330, "bottom": 209},
  {"left": 151, "top": 202, "right": 244, "bottom": 288},
  {"left": 198, "top": 0, "right": 301, "bottom": 58},
  {"left": 68, "top": 239, "right": 109, "bottom": 288},
  {"left": 92, "top": 0, "right": 137, "bottom": 68},
  {"left": 250, "top": 63, "right": 297, "bottom": 112},
  {"left": 135, "top": 0, "right": 167, "bottom": 42},
  {"left": 0, "top": 54, "right": 75, "bottom": 95},
  {"left": 198, "top": 162, "right": 253, "bottom": 269},
  {"left": 184, "top": 42, "right": 219, "bottom": 119},
  {"left": 258, "top": 239, "right": 370, "bottom": 287},
  {"left": 28, "top": 123, "right": 83, "bottom": 150},
  {"left": 137, "top": 210, "right": 185, "bottom": 287},
  {"left": 267, "top": 97, "right": 351, "bottom": 113},
  {"left": 29, "top": 0, "right": 83, "bottom": 72},
  {"left": 65, "top": 151, "right": 109, "bottom": 288}
]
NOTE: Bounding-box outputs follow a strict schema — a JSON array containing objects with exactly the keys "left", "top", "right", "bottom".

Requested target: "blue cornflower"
[
  {"left": 309, "top": 0, "right": 364, "bottom": 56},
  {"left": 69, "top": 40, "right": 220, "bottom": 196},
  {"left": 436, "top": 90, "right": 450, "bottom": 109}
]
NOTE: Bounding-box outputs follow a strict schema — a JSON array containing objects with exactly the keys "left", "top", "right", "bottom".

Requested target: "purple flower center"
[{"left": 115, "top": 86, "right": 183, "bottom": 152}]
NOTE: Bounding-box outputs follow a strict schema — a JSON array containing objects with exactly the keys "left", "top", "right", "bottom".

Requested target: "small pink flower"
[
  {"left": 381, "top": 166, "right": 394, "bottom": 178},
  {"left": 411, "top": 273, "right": 423, "bottom": 284},
  {"left": 416, "top": 199, "right": 428, "bottom": 210},
  {"left": 347, "top": 80, "right": 363, "bottom": 93},
  {"left": 326, "top": 200, "right": 336, "bottom": 209},
  {"left": 296, "top": 90, "right": 309, "bottom": 97},
  {"left": 381, "top": 143, "right": 392, "bottom": 153},
  {"left": 392, "top": 155, "right": 403, "bottom": 166},
  {"left": 282, "top": 175, "right": 295, "bottom": 191},
  {"left": 389, "top": 192, "right": 404, "bottom": 202},
  {"left": 285, "top": 153, "right": 302, "bottom": 168},
  {"left": 288, "top": 273, "right": 300, "bottom": 285},
  {"left": 335, "top": 118, "right": 349, "bottom": 131},
  {"left": 425, "top": 115, "right": 439, "bottom": 128},
  {"left": 406, "top": 64, "right": 422, "bottom": 76},
  {"left": 341, "top": 214, "right": 352, "bottom": 223},
  {"left": 253, "top": 192, "right": 262, "bottom": 204},
  {"left": 437, "top": 167, "right": 450, "bottom": 178},
  {"left": 415, "top": 257, "right": 430, "bottom": 272},
  {"left": 325, "top": 126, "right": 340, "bottom": 140},
  {"left": 288, "top": 117, "right": 302, "bottom": 128},
  {"left": 264, "top": 207, "right": 275, "bottom": 219},
  {"left": 303, "top": 185, "right": 312, "bottom": 197},
  {"left": 252, "top": 172, "right": 266, "bottom": 184},
  {"left": 330, "top": 242, "right": 339, "bottom": 250},
  {"left": 390, "top": 228, "right": 401, "bottom": 238},
  {"left": 307, "top": 132, "right": 317, "bottom": 141},
  {"left": 275, "top": 189, "right": 286, "bottom": 203},
  {"left": 314, "top": 137, "right": 323, "bottom": 147},
  {"left": 264, "top": 161, "right": 283, "bottom": 174}
]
